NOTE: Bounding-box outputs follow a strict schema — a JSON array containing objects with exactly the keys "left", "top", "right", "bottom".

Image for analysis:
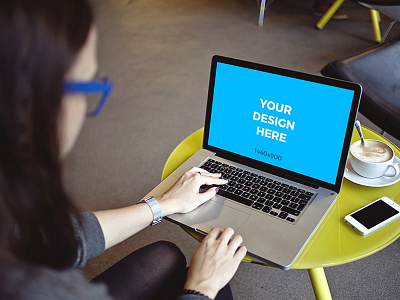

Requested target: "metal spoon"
[{"left": 355, "top": 120, "right": 365, "bottom": 145}]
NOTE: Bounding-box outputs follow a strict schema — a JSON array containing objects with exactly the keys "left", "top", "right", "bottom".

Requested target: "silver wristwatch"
[{"left": 140, "top": 196, "right": 162, "bottom": 226}]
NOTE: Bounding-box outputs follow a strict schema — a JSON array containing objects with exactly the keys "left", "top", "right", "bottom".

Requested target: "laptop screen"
[{"left": 204, "top": 56, "right": 361, "bottom": 191}]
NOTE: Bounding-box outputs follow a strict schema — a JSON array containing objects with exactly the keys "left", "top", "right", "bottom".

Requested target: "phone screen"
[{"left": 351, "top": 200, "right": 399, "bottom": 229}]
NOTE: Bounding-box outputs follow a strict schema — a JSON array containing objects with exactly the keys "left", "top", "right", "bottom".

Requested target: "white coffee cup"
[{"left": 349, "top": 139, "right": 399, "bottom": 179}]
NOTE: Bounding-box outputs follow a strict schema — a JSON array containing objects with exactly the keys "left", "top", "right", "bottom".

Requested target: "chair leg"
[
  {"left": 316, "top": 0, "right": 346, "bottom": 30},
  {"left": 370, "top": 10, "right": 382, "bottom": 43},
  {"left": 308, "top": 268, "right": 333, "bottom": 300}
]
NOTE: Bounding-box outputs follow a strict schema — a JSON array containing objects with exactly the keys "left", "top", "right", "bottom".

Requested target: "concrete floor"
[{"left": 63, "top": 0, "right": 400, "bottom": 299}]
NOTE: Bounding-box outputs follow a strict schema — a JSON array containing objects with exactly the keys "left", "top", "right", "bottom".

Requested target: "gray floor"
[{"left": 63, "top": 0, "right": 400, "bottom": 299}]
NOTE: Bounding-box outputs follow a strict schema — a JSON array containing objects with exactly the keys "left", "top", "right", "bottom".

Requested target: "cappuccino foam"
[{"left": 351, "top": 140, "right": 392, "bottom": 163}]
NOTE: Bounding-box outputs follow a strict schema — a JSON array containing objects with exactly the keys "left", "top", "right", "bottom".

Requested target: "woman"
[{"left": 0, "top": 0, "right": 247, "bottom": 299}]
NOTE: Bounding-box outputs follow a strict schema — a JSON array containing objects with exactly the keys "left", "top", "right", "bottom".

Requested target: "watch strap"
[{"left": 141, "top": 196, "right": 162, "bottom": 226}]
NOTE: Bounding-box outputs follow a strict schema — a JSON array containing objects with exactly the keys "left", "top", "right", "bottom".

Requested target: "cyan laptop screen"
[{"left": 208, "top": 62, "right": 355, "bottom": 185}]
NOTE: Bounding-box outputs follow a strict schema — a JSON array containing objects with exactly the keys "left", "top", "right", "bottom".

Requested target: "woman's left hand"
[{"left": 156, "top": 166, "right": 228, "bottom": 216}]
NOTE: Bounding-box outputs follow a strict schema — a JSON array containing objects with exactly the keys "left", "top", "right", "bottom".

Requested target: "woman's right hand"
[{"left": 184, "top": 227, "right": 247, "bottom": 299}]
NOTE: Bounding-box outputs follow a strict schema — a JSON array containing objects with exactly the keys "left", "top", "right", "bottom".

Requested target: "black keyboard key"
[
  {"left": 279, "top": 212, "right": 289, "bottom": 219},
  {"left": 299, "top": 194, "right": 312, "bottom": 201},
  {"left": 291, "top": 197, "right": 300, "bottom": 203},
  {"left": 243, "top": 186, "right": 251, "bottom": 192},
  {"left": 257, "top": 197, "right": 266, "bottom": 204},
  {"left": 238, "top": 178, "right": 246, "bottom": 184},
  {"left": 214, "top": 161, "right": 222, "bottom": 165},
  {"left": 273, "top": 197, "right": 282, "bottom": 203},
  {"left": 245, "top": 176, "right": 253, "bottom": 181},
  {"left": 217, "top": 190, "right": 253, "bottom": 206},
  {"left": 250, "top": 189, "right": 258, "bottom": 194},
  {"left": 227, "top": 181, "right": 236, "bottom": 187},
  {"left": 282, "top": 194, "right": 292, "bottom": 200},
  {"left": 297, "top": 204, "right": 306, "bottom": 211},
  {"left": 298, "top": 189, "right": 306, "bottom": 193},
  {"left": 281, "top": 206, "right": 301, "bottom": 216},
  {"left": 257, "top": 191, "right": 266, "bottom": 197},
  {"left": 223, "top": 174, "right": 232, "bottom": 179},
  {"left": 262, "top": 206, "right": 272, "bottom": 213},
  {"left": 245, "top": 181, "right": 253, "bottom": 187},
  {"left": 249, "top": 195, "right": 258, "bottom": 201},
  {"left": 242, "top": 192, "right": 251, "bottom": 198},
  {"left": 253, "top": 178, "right": 261, "bottom": 184},
  {"left": 235, "top": 184, "right": 244, "bottom": 189},
  {"left": 281, "top": 200, "right": 290, "bottom": 206},
  {"left": 227, "top": 187, "right": 235, "bottom": 193},
  {"left": 230, "top": 176, "right": 238, "bottom": 181},
  {"left": 265, "top": 200, "right": 274, "bottom": 206},
  {"left": 265, "top": 194, "right": 274, "bottom": 200},
  {"left": 252, "top": 184, "right": 260, "bottom": 189},
  {"left": 287, "top": 217, "right": 295, "bottom": 223},
  {"left": 260, "top": 186, "right": 268, "bottom": 192},
  {"left": 273, "top": 203, "right": 282, "bottom": 210},
  {"left": 252, "top": 202, "right": 263, "bottom": 210},
  {"left": 219, "top": 184, "right": 228, "bottom": 190},
  {"left": 273, "top": 181, "right": 281, "bottom": 185},
  {"left": 234, "top": 189, "right": 243, "bottom": 196},
  {"left": 267, "top": 189, "right": 275, "bottom": 194},
  {"left": 291, "top": 191, "right": 300, "bottom": 196},
  {"left": 270, "top": 211, "right": 278, "bottom": 216},
  {"left": 289, "top": 202, "right": 298, "bottom": 209},
  {"left": 231, "top": 171, "right": 239, "bottom": 176},
  {"left": 275, "top": 186, "right": 284, "bottom": 192},
  {"left": 306, "top": 192, "right": 314, "bottom": 196},
  {"left": 275, "top": 191, "right": 284, "bottom": 197}
]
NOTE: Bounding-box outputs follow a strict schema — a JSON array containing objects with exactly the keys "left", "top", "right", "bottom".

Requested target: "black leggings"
[{"left": 92, "top": 241, "right": 233, "bottom": 300}]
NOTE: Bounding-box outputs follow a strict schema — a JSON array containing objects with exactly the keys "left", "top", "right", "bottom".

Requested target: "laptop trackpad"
[{"left": 190, "top": 200, "right": 250, "bottom": 233}]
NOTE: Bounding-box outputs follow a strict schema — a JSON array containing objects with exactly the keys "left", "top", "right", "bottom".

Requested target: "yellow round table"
[{"left": 162, "top": 126, "right": 400, "bottom": 300}]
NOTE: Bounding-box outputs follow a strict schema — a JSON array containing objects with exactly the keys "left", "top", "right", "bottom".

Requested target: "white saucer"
[{"left": 344, "top": 156, "right": 400, "bottom": 187}]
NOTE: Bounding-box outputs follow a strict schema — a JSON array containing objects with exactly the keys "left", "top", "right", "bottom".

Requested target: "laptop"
[{"left": 144, "top": 55, "right": 361, "bottom": 270}]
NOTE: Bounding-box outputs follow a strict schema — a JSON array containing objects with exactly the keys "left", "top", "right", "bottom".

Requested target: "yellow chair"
[{"left": 316, "top": 0, "right": 382, "bottom": 42}]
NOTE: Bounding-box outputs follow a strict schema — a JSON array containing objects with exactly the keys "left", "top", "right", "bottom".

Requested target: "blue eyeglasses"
[{"left": 64, "top": 76, "right": 114, "bottom": 117}]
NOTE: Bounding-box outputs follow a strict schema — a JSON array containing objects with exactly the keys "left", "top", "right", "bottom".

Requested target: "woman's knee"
[{"left": 147, "top": 241, "right": 186, "bottom": 270}]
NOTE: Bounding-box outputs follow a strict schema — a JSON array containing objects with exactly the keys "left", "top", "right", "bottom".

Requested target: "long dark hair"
[{"left": 0, "top": 0, "right": 94, "bottom": 268}]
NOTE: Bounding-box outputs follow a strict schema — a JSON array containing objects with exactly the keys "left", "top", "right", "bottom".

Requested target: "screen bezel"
[{"left": 203, "top": 55, "right": 362, "bottom": 193}]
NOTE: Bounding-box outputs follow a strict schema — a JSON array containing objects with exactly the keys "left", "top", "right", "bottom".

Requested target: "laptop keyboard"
[{"left": 200, "top": 159, "right": 315, "bottom": 224}]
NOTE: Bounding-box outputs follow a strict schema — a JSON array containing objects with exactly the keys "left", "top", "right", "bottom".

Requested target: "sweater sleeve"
[{"left": 71, "top": 212, "right": 106, "bottom": 269}]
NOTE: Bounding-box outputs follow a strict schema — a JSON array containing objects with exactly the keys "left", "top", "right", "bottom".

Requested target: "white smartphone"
[{"left": 344, "top": 197, "right": 400, "bottom": 236}]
